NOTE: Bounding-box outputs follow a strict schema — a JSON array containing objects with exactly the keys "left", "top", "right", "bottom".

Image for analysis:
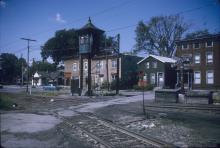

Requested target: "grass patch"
[
  {"left": 0, "top": 93, "right": 15, "bottom": 110},
  {"left": 31, "top": 91, "right": 61, "bottom": 97},
  {"left": 213, "top": 92, "right": 220, "bottom": 104},
  {"left": 133, "top": 84, "right": 154, "bottom": 91}
]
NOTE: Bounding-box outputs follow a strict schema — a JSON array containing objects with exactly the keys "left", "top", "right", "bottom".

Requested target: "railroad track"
[
  {"left": 62, "top": 112, "right": 174, "bottom": 148},
  {"left": 145, "top": 104, "right": 220, "bottom": 111}
]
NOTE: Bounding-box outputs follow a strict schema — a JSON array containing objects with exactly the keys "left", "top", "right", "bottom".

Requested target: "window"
[
  {"left": 193, "top": 42, "right": 200, "bottom": 49},
  {"left": 150, "top": 73, "right": 155, "bottom": 84},
  {"left": 84, "top": 62, "right": 88, "bottom": 71},
  {"left": 112, "top": 74, "right": 116, "bottom": 81},
  {"left": 112, "top": 60, "right": 117, "bottom": 68},
  {"left": 206, "top": 71, "right": 214, "bottom": 84},
  {"left": 194, "top": 71, "right": 201, "bottom": 84},
  {"left": 73, "top": 63, "right": 77, "bottom": 72},
  {"left": 146, "top": 62, "right": 150, "bottom": 69},
  {"left": 206, "top": 52, "right": 213, "bottom": 64},
  {"left": 194, "top": 54, "right": 200, "bottom": 64},
  {"left": 96, "top": 61, "right": 103, "bottom": 69},
  {"left": 152, "top": 62, "right": 157, "bottom": 68},
  {"left": 182, "top": 43, "right": 188, "bottom": 49},
  {"left": 143, "top": 74, "right": 147, "bottom": 81},
  {"left": 206, "top": 41, "right": 213, "bottom": 47}
]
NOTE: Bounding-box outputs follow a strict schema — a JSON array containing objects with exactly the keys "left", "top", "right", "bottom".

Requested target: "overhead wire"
[
  {"left": 0, "top": 0, "right": 134, "bottom": 49},
  {"left": 1, "top": 1, "right": 217, "bottom": 55}
]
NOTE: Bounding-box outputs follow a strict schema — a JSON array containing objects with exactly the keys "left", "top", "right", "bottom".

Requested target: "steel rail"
[
  {"left": 77, "top": 112, "right": 175, "bottom": 148},
  {"left": 145, "top": 104, "right": 220, "bottom": 111}
]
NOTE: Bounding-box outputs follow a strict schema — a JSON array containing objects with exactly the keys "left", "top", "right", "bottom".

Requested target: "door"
[{"left": 157, "top": 72, "right": 164, "bottom": 87}]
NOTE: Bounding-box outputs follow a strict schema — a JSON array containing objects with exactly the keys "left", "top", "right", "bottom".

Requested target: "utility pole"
[
  {"left": 116, "top": 34, "right": 120, "bottom": 95},
  {"left": 21, "top": 54, "right": 24, "bottom": 87},
  {"left": 21, "top": 38, "right": 36, "bottom": 94},
  {"left": 104, "top": 37, "right": 109, "bottom": 91}
]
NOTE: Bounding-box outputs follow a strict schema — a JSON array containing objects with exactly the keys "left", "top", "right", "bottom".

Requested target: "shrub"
[
  {"left": 133, "top": 84, "right": 154, "bottom": 91},
  {"left": 100, "top": 81, "right": 109, "bottom": 89},
  {"left": 0, "top": 94, "right": 14, "bottom": 110}
]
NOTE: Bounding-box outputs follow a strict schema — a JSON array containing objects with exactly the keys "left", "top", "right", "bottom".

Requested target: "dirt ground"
[
  {"left": 0, "top": 90, "right": 149, "bottom": 148},
  {"left": 1, "top": 90, "right": 220, "bottom": 148},
  {"left": 95, "top": 101, "right": 220, "bottom": 147}
]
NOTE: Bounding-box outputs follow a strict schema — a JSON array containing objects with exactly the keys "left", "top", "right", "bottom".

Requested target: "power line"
[
  {"left": 107, "top": 2, "right": 217, "bottom": 32},
  {"left": 1, "top": 1, "right": 217, "bottom": 55},
  {"left": 0, "top": 0, "right": 134, "bottom": 49}
]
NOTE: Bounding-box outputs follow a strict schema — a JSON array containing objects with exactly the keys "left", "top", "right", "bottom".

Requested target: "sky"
[{"left": 0, "top": 0, "right": 219, "bottom": 62}]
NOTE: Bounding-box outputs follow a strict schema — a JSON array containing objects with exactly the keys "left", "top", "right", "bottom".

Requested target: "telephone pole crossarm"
[{"left": 20, "top": 38, "right": 36, "bottom": 94}]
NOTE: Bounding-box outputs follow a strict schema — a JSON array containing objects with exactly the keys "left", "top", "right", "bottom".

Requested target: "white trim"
[
  {"left": 73, "top": 62, "right": 77, "bottom": 72},
  {"left": 182, "top": 43, "right": 188, "bottom": 50},
  {"left": 206, "top": 41, "right": 213, "bottom": 47},
  {"left": 137, "top": 54, "right": 176, "bottom": 64},
  {"left": 150, "top": 73, "right": 156, "bottom": 85},
  {"left": 152, "top": 61, "right": 157, "bottom": 68},
  {"left": 84, "top": 61, "right": 88, "bottom": 71},
  {"left": 194, "top": 53, "right": 200, "bottom": 64},
  {"left": 193, "top": 42, "right": 200, "bottom": 49},
  {"left": 146, "top": 62, "right": 150, "bottom": 69},
  {"left": 157, "top": 72, "right": 164, "bottom": 87},
  {"left": 206, "top": 70, "right": 214, "bottom": 84},
  {"left": 194, "top": 71, "right": 201, "bottom": 84},
  {"left": 206, "top": 52, "right": 213, "bottom": 64}
]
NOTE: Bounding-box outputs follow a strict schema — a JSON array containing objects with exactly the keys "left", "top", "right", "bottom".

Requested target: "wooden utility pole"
[
  {"left": 21, "top": 54, "right": 24, "bottom": 86},
  {"left": 21, "top": 38, "right": 36, "bottom": 94},
  {"left": 79, "top": 55, "right": 83, "bottom": 96},
  {"left": 106, "top": 54, "right": 109, "bottom": 90},
  {"left": 88, "top": 54, "right": 92, "bottom": 96},
  {"left": 116, "top": 34, "right": 120, "bottom": 95}
]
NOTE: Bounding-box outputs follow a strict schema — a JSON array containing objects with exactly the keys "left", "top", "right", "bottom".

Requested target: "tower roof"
[{"left": 77, "top": 17, "right": 104, "bottom": 34}]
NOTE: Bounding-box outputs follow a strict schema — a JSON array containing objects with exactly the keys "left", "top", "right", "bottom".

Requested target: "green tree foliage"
[
  {"left": 30, "top": 61, "right": 56, "bottom": 76},
  {"left": 0, "top": 53, "right": 26, "bottom": 84},
  {"left": 134, "top": 15, "right": 188, "bottom": 57},
  {"left": 41, "top": 29, "right": 79, "bottom": 63},
  {"left": 185, "top": 29, "right": 210, "bottom": 39},
  {"left": 41, "top": 29, "right": 114, "bottom": 63}
]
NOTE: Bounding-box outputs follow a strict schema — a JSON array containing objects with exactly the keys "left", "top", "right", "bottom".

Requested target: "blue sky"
[{"left": 0, "top": 0, "right": 219, "bottom": 61}]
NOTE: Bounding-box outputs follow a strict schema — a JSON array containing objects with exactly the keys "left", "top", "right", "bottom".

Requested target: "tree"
[
  {"left": 0, "top": 53, "right": 26, "bottom": 84},
  {"left": 41, "top": 29, "right": 79, "bottom": 64},
  {"left": 30, "top": 61, "right": 56, "bottom": 76},
  {"left": 185, "top": 29, "right": 210, "bottom": 39},
  {"left": 134, "top": 15, "right": 188, "bottom": 57},
  {"left": 41, "top": 27, "right": 117, "bottom": 63}
]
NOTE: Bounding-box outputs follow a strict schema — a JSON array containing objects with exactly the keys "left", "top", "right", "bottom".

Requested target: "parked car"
[{"left": 43, "top": 84, "right": 56, "bottom": 91}]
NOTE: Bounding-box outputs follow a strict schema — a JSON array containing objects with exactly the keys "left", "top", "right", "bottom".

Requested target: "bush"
[
  {"left": 0, "top": 94, "right": 14, "bottom": 110},
  {"left": 133, "top": 84, "right": 154, "bottom": 91},
  {"left": 102, "top": 92, "right": 116, "bottom": 96},
  {"left": 100, "top": 81, "right": 109, "bottom": 89}
]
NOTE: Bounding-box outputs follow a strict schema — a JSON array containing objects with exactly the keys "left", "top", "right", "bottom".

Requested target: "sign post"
[{"left": 139, "top": 72, "right": 146, "bottom": 115}]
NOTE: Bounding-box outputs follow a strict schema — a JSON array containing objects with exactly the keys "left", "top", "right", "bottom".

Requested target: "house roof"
[
  {"left": 137, "top": 54, "right": 176, "bottom": 64},
  {"left": 175, "top": 33, "right": 220, "bottom": 43}
]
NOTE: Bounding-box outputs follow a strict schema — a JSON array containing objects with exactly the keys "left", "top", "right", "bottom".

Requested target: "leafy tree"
[
  {"left": 185, "top": 29, "right": 210, "bottom": 39},
  {"left": 134, "top": 15, "right": 188, "bottom": 57},
  {"left": 41, "top": 29, "right": 115, "bottom": 63},
  {"left": 41, "top": 29, "right": 79, "bottom": 64},
  {"left": 30, "top": 61, "right": 56, "bottom": 76},
  {"left": 0, "top": 53, "right": 26, "bottom": 84}
]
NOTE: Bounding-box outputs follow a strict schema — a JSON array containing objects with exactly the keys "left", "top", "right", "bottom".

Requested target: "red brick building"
[{"left": 175, "top": 34, "right": 220, "bottom": 90}]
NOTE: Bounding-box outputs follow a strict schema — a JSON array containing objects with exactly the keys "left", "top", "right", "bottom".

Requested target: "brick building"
[
  {"left": 64, "top": 54, "right": 141, "bottom": 89},
  {"left": 175, "top": 33, "right": 220, "bottom": 89}
]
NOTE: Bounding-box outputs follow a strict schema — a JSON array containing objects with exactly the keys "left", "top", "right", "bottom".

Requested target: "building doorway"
[{"left": 157, "top": 72, "right": 164, "bottom": 88}]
